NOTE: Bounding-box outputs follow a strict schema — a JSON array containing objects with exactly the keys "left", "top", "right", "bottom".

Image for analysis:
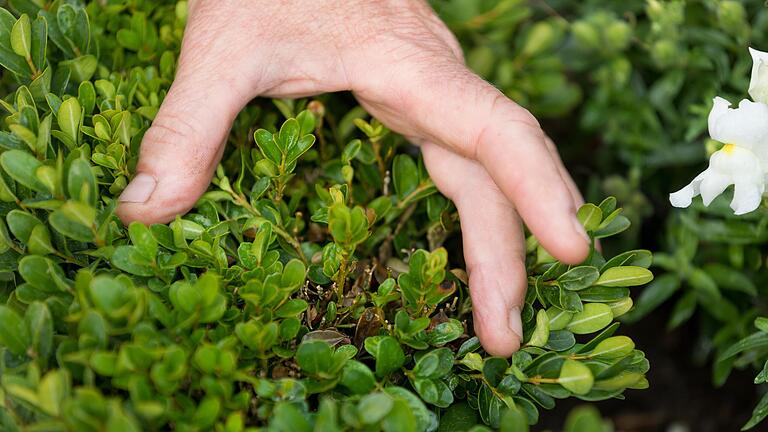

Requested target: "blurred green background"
[{"left": 433, "top": 0, "right": 768, "bottom": 430}]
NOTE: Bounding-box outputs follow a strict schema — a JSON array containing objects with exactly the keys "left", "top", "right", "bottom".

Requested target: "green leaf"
[
  {"left": 281, "top": 259, "right": 306, "bottom": 290},
  {"left": 558, "top": 359, "right": 594, "bottom": 395},
  {"left": 365, "top": 336, "right": 405, "bottom": 378},
  {"left": 477, "top": 383, "right": 507, "bottom": 428},
  {"left": 89, "top": 276, "right": 128, "bottom": 315},
  {"left": 545, "top": 330, "right": 576, "bottom": 352},
  {"left": 500, "top": 407, "right": 530, "bottom": 432},
  {"left": 578, "top": 286, "right": 629, "bottom": 303},
  {"left": 49, "top": 200, "right": 96, "bottom": 242},
  {"left": 527, "top": 309, "right": 550, "bottom": 347},
  {"left": 438, "top": 402, "right": 479, "bottom": 432},
  {"left": 718, "top": 332, "right": 768, "bottom": 364},
  {"left": 296, "top": 340, "right": 334, "bottom": 376},
  {"left": 589, "top": 336, "right": 635, "bottom": 359},
  {"left": 78, "top": 81, "right": 95, "bottom": 115},
  {"left": 413, "top": 348, "right": 454, "bottom": 379},
  {"left": 704, "top": 263, "right": 757, "bottom": 296},
  {"left": 756, "top": 317, "right": 768, "bottom": 333},
  {"left": 594, "top": 215, "right": 630, "bottom": 239},
  {"left": 272, "top": 403, "right": 311, "bottom": 432},
  {"left": 384, "top": 387, "right": 437, "bottom": 432},
  {"left": 427, "top": 319, "right": 464, "bottom": 346},
  {"left": 482, "top": 357, "right": 509, "bottom": 387},
  {"left": 358, "top": 393, "right": 394, "bottom": 424},
  {"left": 24, "top": 302, "right": 53, "bottom": 366},
  {"left": 11, "top": 14, "right": 31, "bottom": 59},
  {"left": 0, "top": 305, "right": 30, "bottom": 356},
  {"left": 60, "top": 55, "right": 97, "bottom": 82},
  {"left": 116, "top": 29, "right": 140, "bottom": 50},
  {"left": 566, "top": 303, "right": 613, "bottom": 335},
  {"left": 392, "top": 154, "right": 419, "bottom": 200},
  {"left": 597, "top": 197, "right": 617, "bottom": 216},
  {"left": 340, "top": 360, "right": 376, "bottom": 394},
  {"left": 254, "top": 129, "right": 280, "bottom": 165},
  {"left": 412, "top": 378, "right": 453, "bottom": 408},
  {"left": 0, "top": 9, "right": 27, "bottom": 73},
  {"left": 0, "top": 149, "right": 47, "bottom": 192},
  {"left": 563, "top": 406, "right": 610, "bottom": 432},
  {"left": 35, "top": 114, "right": 51, "bottom": 156},
  {"left": 601, "top": 249, "right": 653, "bottom": 271},
  {"left": 296, "top": 110, "right": 316, "bottom": 135},
  {"left": 278, "top": 118, "right": 300, "bottom": 153},
  {"left": 382, "top": 398, "right": 418, "bottom": 432},
  {"left": 622, "top": 273, "right": 679, "bottom": 323},
  {"left": 596, "top": 266, "right": 653, "bottom": 287},
  {"left": 577, "top": 204, "right": 602, "bottom": 231},
  {"left": 67, "top": 158, "right": 96, "bottom": 205},
  {"left": 607, "top": 297, "right": 633, "bottom": 318},
  {"left": 743, "top": 391, "right": 768, "bottom": 430},
  {"left": 57, "top": 96, "right": 81, "bottom": 146},
  {"left": 37, "top": 370, "right": 69, "bottom": 417},
  {"left": 558, "top": 266, "right": 600, "bottom": 291},
  {"left": 111, "top": 245, "right": 154, "bottom": 277},
  {"left": 328, "top": 203, "right": 369, "bottom": 247},
  {"left": 27, "top": 224, "right": 55, "bottom": 255},
  {"left": 546, "top": 307, "right": 574, "bottom": 331},
  {"left": 129, "top": 222, "right": 158, "bottom": 261},
  {"left": 667, "top": 291, "right": 697, "bottom": 329},
  {"left": 275, "top": 299, "right": 308, "bottom": 317},
  {"left": 7, "top": 209, "right": 41, "bottom": 244},
  {"left": 18, "top": 255, "right": 68, "bottom": 292}
]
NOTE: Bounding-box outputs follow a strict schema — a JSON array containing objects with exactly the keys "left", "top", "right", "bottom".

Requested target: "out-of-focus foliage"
[
  {"left": 0, "top": 0, "right": 659, "bottom": 431},
  {"left": 435, "top": 0, "right": 768, "bottom": 247},
  {"left": 436, "top": 0, "right": 768, "bottom": 429}
]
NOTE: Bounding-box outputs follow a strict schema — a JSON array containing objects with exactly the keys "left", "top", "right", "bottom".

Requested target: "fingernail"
[
  {"left": 508, "top": 306, "right": 523, "bottom": 340},
  {"left": 119, "top": 173, "right": 157, "bottom": 203},
  {"left": 572, "top": 216, "right": 591, "bottom": 244}
]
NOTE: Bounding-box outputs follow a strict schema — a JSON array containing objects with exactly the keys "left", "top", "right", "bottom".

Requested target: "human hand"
[{"left": 116, "top": 0, "right": 590, "bottom": 356}]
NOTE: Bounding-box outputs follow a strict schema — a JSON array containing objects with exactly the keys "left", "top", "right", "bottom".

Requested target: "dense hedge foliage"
[{"left": 0, "top": 1, "right": 657, "bottom": 431}]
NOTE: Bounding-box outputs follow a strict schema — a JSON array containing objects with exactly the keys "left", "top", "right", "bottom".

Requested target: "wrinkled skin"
[{"left": 116, "top": 0, "right": 590, "bottom": 356}]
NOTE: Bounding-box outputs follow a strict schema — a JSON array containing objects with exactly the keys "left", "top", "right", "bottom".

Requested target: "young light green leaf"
[
  {"left": 577, "top": 203, "right": 602, "bottom": 231},
  {"left": 527, "top": 309, "right": 550, "bottom": 347},
  {"left": 566, "top": 303, "right": 613, "bottom": 335},
  {"left": 589, "top": 336, "right": 635, "bottom": 359},
  {"left": 558, "top": 359, "right": 594, "bottom": 395},
  {"left": 11, "top": 14, "right": 32, "bottom": 59},
  {"left": 596, "top": 266, "right": 654, "bottom": 287},
  {"left": 57, "top": 96, "right": 81, "bottom": 146}
]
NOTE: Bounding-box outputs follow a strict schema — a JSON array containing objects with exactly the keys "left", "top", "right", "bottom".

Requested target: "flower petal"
[
  {"left": 707, "top": 97, "right": 731, "bottom": 141},
  {"left": 732, "top": 180, "right": 763, "bottom": 215},
  {"left": 700, "top": 172, "right": 730, "bottom": 206},
  {"left": 708, "top": 98, "right": 768, "bottom": 151},
  {"left": 749, "top": 47, "right": 768, "bottom": 104},
  {"left": 670, "top": 172, "right": 704, "bottom": 208},
  {"left": 669, "top": 146, "right": 765, "bottom": 214}
]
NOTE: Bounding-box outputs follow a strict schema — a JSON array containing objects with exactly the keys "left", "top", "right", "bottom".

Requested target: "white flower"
[
  {"left": 708, "top": 97, "right": 768, "bottom": 155},
  {"left": 669, "top": 97, "right": 768, "bottom": 215},
  {"left": 749, "top": 47, "right": 768, "bottom": 104}
]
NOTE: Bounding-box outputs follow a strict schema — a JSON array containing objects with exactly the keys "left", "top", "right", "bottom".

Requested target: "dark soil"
[{"left": 537, "top": 300, "right": 761, "bottom": 432}]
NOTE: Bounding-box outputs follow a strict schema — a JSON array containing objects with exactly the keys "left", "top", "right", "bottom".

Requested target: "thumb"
[{"left": 116, "top": 31, "right": 252, "bottom": 225}]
